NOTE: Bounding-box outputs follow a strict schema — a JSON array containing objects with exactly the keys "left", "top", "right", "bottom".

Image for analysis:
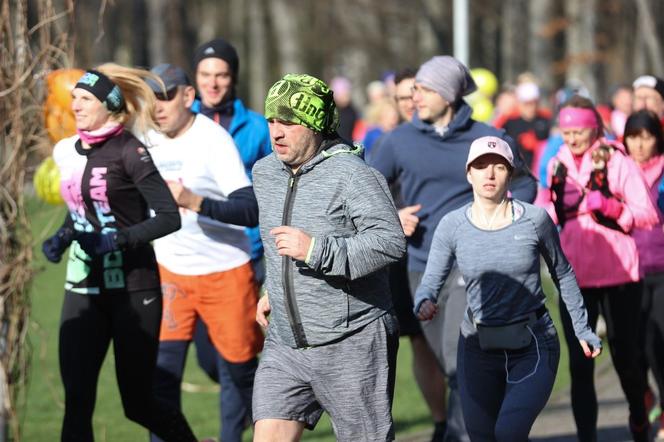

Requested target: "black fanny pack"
[{"left": 470, "top": 306, "right": 546, "bottom": 351}]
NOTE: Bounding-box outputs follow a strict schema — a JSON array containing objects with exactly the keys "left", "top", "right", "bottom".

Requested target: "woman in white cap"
[{"left": 414, "top": 135, "right": 600, "bottom": 441}]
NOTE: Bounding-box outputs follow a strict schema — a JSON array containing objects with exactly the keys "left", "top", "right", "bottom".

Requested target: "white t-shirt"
[{"left": 144, "top": 114, "right": 251, "bottom": 275}]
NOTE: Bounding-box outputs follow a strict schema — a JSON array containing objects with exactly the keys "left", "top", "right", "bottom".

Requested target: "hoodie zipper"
[{"left": 282, "top": 172, "right": 309, "bottom": 348}]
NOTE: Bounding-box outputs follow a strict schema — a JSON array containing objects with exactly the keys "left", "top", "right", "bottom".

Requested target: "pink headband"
[{"left": 558, "top": 107, "right": 598, "bottom": 129}]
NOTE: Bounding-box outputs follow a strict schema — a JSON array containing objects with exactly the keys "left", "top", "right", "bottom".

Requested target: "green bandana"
[{"left": 264, "top": 73, "right": 339, "bottom": 134}]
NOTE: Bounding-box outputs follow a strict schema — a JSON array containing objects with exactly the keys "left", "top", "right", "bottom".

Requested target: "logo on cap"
[
  {"left": 488, "top": 141, "right": 496, "bottom": 148},
  {"left": 204, "top": 47, "right": 215, "bottom": 55}
]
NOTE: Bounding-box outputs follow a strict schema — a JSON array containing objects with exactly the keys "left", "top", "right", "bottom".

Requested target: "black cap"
[
  {"left": 193, "top": 38, "right": 239, "bottom": 79},
  {"left": 146, "top": 63, "right": 191, "bottom": 93}
]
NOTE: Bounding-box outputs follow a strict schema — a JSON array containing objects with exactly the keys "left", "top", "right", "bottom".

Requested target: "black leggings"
[
  {"left": 559, "top": 282, "right": 647, "bottom": 442},
  {"left": 641, "top": 272, "right": 664, "bottom": 409},
  {"left": 59, "top": 290, "right": 196, "bottom": 442}
]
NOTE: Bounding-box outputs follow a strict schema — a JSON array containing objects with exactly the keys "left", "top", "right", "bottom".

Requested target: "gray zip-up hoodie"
[{"left": 252, "top": 139, "right": 407, "bottom": 348}]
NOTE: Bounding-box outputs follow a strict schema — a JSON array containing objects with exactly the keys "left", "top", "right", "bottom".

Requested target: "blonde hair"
[
  {"left": 95, "top": 63, "right": 164, "bottom": 135},
  {"left": 365, "top": 97, "right": 398, "bottom": 126}
]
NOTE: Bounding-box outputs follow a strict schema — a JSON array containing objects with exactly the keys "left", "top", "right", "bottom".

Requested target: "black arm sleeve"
[
  {"left": 60, "top": 212, "right": 74, "bottom": 230},
  {"left": 198, "top": 185, "right": 259, "bottom": 227},
  {"left": 118, "top": 171, "right": 181, "bottom": 248}
]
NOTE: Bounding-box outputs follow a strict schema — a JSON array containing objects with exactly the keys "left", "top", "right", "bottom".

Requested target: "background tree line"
[{"left": 40, "top": 0, "right": 664, "bottom": 112}]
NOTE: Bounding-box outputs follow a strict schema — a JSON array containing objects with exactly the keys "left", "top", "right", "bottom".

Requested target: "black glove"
[
  {"left": 42, "top": 227, "right": 76, "bottom": 263},
  {"left": 76, "top": 231, "right": 119, "bottom": 257}
]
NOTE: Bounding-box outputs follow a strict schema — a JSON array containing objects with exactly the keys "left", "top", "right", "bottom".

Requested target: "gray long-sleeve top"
[
  {"left": 414, "top": 200, "right": 600, "bottom": 348},
  {"left": 253, "top": 140, "right": 406, "bottom": 348}
]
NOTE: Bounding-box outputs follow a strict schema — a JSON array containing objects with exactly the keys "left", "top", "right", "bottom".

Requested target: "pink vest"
[{"left": 536, "top": 138, "right": 658, "bottom": 288}]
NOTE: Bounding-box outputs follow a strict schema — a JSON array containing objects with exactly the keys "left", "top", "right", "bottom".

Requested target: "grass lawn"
[{"left": 21, "top": 197, "right": 575, "bottom": 441}]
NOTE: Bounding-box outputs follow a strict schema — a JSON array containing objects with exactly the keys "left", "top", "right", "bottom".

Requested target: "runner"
[
  {"left": 415, "top": 135, "right": 601, "bottom": 441},
  {"left": 41, "top": 64, "right": 197, "bottom": 441},
  {"left": 369, "top": 66, "right": 449, "bottom": 441},
  {"left": 368, "top": 55, "right": 537, "bottom": 441},
  {"left": 252, "top": 73, "right": 406, "bottom": 441},
  {"left": 623, "top": 110, "right": 664, "bottom": 439},
  {"left": 189, "top": 38, "right": 272, "bottom": 440},
  {"left": 141, "top": 63, "right": 264, "bottom": 442},
  {"left": 536, "top": 95, "right": 659, "bottom": 442}
]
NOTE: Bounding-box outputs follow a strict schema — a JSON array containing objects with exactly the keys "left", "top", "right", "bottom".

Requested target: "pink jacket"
[
  {"left": 631, "top": 155, "right": 664, "bottom": 276},
  {"left": 536, "top": 138, "right": 658, "bottom": 288}
]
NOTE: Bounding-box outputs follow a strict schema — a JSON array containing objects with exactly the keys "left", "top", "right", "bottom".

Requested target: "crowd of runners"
[{"left": 40, "top": 36, "right": 664, "bottom": 442}]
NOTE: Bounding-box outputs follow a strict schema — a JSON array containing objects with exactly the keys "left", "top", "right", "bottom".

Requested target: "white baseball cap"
[
  {"left": 516, "top": 82, "right": 540, "bottom": 102},
  {"left": 466, "top": 136, "right": 515, "bottom": 170}
]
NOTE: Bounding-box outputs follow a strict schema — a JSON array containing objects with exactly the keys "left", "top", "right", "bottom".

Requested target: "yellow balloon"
[
  {"left": 34, "top": 157, "right": 63, "bottom": 205},
  {"left": 471, "top": 97, "right": 495, "bottom": 123},
  {"left": 464, "top": 91, "right": 483, "bottom": 106},
  {"left": 470, "top": 68, "right": 499, "bottom": 98}
]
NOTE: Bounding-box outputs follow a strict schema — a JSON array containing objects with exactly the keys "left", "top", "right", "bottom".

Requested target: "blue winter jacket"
[{"left": 368, "top": 101, "right": 537, "bottom": 272}]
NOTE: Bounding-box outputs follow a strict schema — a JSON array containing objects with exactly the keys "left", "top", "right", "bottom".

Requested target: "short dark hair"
[
  {"left": 394, "top": 68, "right": 417, "bottom": 86},
  {"left": 624, "top": 109, "right": 664, "bottom": 155}
]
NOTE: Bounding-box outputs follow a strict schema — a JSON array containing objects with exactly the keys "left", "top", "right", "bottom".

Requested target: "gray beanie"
[{"left": 415, "top": 56, "right": 477, "bottom": 103}]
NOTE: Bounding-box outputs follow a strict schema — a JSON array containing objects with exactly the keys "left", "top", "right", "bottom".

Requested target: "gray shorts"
[{"left": 252, "top": 314, "right": 399, "bottom": 441}]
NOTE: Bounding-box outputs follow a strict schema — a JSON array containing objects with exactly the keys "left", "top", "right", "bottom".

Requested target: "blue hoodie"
[{"left": 368, "top": 101, "right": 537, "bottom": 272}]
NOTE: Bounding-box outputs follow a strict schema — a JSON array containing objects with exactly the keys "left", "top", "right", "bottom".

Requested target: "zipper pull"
[{"left": 289, "top": 177, "right": 294, "bottom": 188}]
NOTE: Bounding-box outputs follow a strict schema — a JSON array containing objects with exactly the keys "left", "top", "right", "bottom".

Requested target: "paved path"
[
  {"left": 530, "top": 359, "right": 632, "bottom": 441},
  {"left": 400, "top": 359, "right": 662, "bottom": 441}
]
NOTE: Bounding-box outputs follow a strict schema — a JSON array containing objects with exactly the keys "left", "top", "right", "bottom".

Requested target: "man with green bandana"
[{"left": 251, "top": 73, "right": 406, "bottom": 441}]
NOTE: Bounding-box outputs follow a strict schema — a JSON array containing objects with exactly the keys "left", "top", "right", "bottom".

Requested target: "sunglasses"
[{"left": 154, "top": 88, "right": 178, "bottom": 101}]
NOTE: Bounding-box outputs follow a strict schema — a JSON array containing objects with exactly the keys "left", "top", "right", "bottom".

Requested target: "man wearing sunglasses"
[{"left": 144, "top": 63, "right": 264, "bottom": 442}]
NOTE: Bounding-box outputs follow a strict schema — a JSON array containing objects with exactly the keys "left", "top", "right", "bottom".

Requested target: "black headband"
[{"left": 75, "top": 70, "right": 125, "bottom": 112}]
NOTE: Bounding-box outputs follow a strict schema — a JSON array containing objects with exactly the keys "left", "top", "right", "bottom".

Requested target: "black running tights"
[{"left": 58, "top": 290, "right": 196, "bottom": 442}]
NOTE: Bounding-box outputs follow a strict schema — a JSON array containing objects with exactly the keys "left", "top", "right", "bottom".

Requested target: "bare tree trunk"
[
  {"left": 565, "top": 0, "right": 598, "bottom": 99},
  {"left": 1, "top": 0, "right": 74, "bottom": 439},
  {"left": 528, "top": 0, "right": 556, "bottom": 92},
  {"left": 247, "top": 0, "right": 268, "bottom": 111},
  {"left": 190, "top": 0, "right": 226, "bottom": 46},
  {"left": 500, "top": 0, "right": 529, "bottom": 82},
  {"left": 131, "top": 0, "right": 149, "bottom": 67},
  {"left": 417, "top": 0, "right": 452, "bottom": 57},
  {"left": 268, "top": 0, "right": 303, "bottom": 74},
  {"left": 146, "top": 0, "right": 167, "bottom": 65},
  {"left": 471, "top": 0, "right": 499, "bottom": 73},
  {"left": 635, "top": 0, "right": 663, "bottom": 75},
  {"left": 228, "top": 0, "right": 246, "bottom": 64}
]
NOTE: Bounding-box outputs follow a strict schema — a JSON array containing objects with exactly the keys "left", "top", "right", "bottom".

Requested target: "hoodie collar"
[
  {"left": 411, "top": 101, "right": 474, "bottom": 138},
  {"left": 279, "top": 137, "right": 363, "bottom": 175}
]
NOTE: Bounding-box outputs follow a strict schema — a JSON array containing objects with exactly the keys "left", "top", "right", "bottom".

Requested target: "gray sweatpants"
[
  {"left": 409, "top": 266, "right": 470, "bottom": 442},
  {"left": 253, "top": 314, "right": 399, "bottom": 441}
]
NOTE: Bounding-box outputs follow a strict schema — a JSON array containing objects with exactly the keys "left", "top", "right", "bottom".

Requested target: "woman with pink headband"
[{"left": 537, "top": 95, "right": 658, "bottom": 442}]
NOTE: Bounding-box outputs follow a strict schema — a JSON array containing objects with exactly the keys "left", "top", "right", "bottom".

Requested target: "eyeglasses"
[{"left": 154, "top": 88, "right": 178, "bottom": 101}]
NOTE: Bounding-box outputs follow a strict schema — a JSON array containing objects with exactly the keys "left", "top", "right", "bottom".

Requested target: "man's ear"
[
  {"left": 183, "top": 86, "right": 196, "bottom": 109},
  {"left": 466, "top": 170, "right": 472, "bottom": 185}
]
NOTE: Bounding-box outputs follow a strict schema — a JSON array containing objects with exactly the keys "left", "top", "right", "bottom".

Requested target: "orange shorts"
[{"left": 158, "top": 262, "right": 264, "bottom": 363}]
